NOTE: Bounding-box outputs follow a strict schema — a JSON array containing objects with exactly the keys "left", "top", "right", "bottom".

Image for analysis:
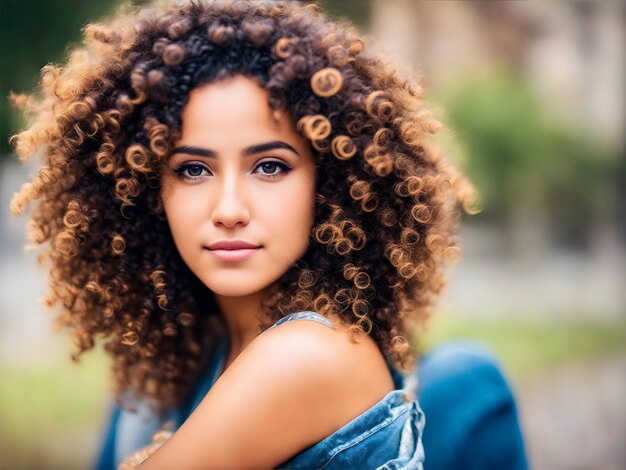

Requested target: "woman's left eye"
[{"left": 254, "top": 160, "right": 291, "bottom": 178}]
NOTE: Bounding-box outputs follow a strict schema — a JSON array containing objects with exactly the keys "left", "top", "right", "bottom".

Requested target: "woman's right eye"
[{"left": 173, "top": 163, "right": 210, "bottom": 181}]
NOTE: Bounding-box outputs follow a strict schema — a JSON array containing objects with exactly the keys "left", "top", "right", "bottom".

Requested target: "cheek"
[
  {"left": 260, "top": 187, "right": 315, "bottom": 247},
  {"left": 161, "top": 186, "right": 199, "bottom": 242},
  {"left": 290, "top": 192, "right": 316, "bottom": 250}
]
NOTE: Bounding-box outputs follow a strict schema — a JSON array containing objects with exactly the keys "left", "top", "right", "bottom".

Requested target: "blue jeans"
[{"left": 94, "top": 341, "right": 528, "bottom": 469}]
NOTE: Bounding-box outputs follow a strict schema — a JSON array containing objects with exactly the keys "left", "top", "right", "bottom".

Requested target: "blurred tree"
[
  {"left": 0, "top": 0, "right": 149, "bottom": 156},
  {"left": 319, "top": 0, "right": 369, "bottom": 29},
  {"left": 434, "top": 66, "right": 618, "bottom": 248}
]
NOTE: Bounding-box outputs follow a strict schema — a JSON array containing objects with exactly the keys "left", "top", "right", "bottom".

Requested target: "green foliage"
[
  {"left": 0, "top": 0, "right": 148, "bottom": 156},
  {"left": 432, "top": 66, "right": 618, "bottom": 240},
  {"left": 319, "top": 0, "right": 370, "bottom": 29}
]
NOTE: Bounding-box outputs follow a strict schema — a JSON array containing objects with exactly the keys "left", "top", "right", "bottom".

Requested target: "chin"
[{"left": 203, "top": 278, "right": 272, "bottom": 298}]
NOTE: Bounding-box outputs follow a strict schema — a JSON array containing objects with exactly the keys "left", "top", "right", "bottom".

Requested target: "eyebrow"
[{"left": 171, "top": 140, "right": 300, "bottom": 158}]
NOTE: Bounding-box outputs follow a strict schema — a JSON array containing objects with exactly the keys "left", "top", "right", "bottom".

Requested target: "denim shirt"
[{"left": 112, "top": 311, "right": 425, "bottom": 469}]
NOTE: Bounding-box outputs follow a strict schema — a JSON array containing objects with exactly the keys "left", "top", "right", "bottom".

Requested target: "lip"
[
  {"left": 207, "top": 247, "right": 260, "bottom": 262},
  {"left": 207, "top": 240, "right": 260, "bottom": 250}
]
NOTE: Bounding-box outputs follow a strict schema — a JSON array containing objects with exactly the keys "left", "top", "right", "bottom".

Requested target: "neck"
[{"left": 214, "top": 289, "right": 270, "bottom": 359}]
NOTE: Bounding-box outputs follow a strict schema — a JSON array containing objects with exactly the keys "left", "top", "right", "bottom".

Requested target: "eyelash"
[{"left": 173, "top": 159, "right": 292, "bottom": 181}]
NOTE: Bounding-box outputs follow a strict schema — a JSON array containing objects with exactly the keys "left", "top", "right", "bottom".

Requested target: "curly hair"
[{"left": 9, "top": 0, "right": 477, "bottom": 412}]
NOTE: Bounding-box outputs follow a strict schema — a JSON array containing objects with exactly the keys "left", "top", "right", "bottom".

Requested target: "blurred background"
[{"left": 1, "top": 0, "right": 624, "bottom": 468}]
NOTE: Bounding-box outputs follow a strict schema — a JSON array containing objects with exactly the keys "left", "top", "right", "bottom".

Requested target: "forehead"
[{"left": 179, "top": 76, "right": 297, "bottom": 144}]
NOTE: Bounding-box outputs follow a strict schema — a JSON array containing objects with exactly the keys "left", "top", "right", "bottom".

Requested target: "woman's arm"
[{"left": 128, "top": 320, "right": 385, "bottom": 470}]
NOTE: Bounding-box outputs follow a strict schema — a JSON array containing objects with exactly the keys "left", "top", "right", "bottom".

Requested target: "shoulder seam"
[{"left": 268, "top": 310, "right": 336, "bottom": 331}]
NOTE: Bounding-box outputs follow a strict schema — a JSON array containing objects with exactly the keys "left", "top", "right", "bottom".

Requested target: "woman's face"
[{"left": 161, "top": 75, "right": 317, "bottom": 298}]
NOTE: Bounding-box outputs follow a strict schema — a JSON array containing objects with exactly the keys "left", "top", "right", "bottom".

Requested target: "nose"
[{"left": 211, "top": 173, "right": 251, "bottom": 228}]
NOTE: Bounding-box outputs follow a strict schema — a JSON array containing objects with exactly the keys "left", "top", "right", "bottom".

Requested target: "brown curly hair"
[{"left": 9, "top": 0, "right": 477, "bottom": 412}]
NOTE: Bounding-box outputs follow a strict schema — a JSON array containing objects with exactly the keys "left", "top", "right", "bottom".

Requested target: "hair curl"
[{"left": 9, "top": 0, "right": 478, "bottom": 413}]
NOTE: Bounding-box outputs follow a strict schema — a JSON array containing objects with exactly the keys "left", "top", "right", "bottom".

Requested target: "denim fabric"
[
  {"left": 417, "top": 342, "right": 528, "bottom": 470},
  {"left": 267, "top": 310, "right": 337, "bottom": 331},
  {"left": 98, "top": 310, "right": 425, "bottom": 469},
  {"left": 277, "top": 390, "right": 424, "bottom": 470}
]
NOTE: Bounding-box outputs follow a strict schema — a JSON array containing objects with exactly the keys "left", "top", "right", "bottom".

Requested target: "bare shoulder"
[
  {"left": 252, "top": 316, "right": 395, "bottom": 413},
  {"left": 254, "top": 315, "right": 395, "bottom": 402},
  {"left": 238, "top": 315, "right": 396, "bottom": 445},
  {"left": 139, "top": 316, "right": 394, "bottom": 470}
]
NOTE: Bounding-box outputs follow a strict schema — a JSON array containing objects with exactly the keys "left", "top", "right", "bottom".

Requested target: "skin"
[{"left": 140, "top": 75, "right": 395, "bottom": 469}]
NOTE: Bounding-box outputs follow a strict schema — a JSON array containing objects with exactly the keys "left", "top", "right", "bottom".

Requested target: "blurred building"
[{"left": 370, "top": 0, "right": 625, "bottom": 149}]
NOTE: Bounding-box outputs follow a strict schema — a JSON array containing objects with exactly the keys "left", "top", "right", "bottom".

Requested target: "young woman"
[{"left": 9, "top": 1, "right": 483, "bottom": 468}]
